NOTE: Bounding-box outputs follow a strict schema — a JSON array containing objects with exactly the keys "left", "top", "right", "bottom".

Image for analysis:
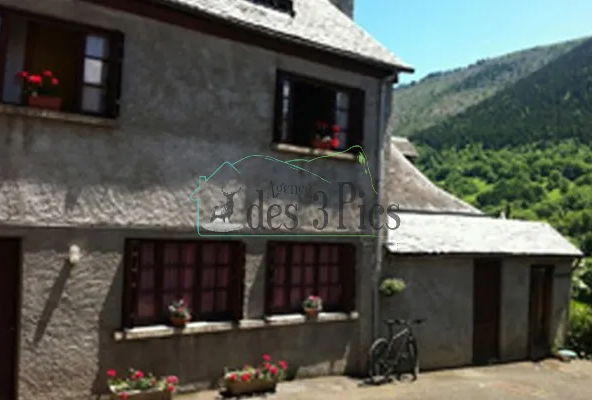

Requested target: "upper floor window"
[
  {"left": 123, "top": 240, "right": 246, "bottom": 328},
  {"left": 0, "top": 8, "right": 124, "bottom": 118},
  {"left": 248, "top": 0, "right": 294, "bottom": 15},
  {"left": 274, "top": 71, "right": 365, "bottom": 152},
  {"left": 265, "top": 242, "right": 356, "bottom": 315}
]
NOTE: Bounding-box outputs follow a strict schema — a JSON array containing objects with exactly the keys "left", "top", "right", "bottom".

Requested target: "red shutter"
[
  {"left": 342, "top": 244, "right": 357, "bottom": 312},
  {"left": 348, "top": 88, "right": 366, "bottom": 148},
  {"left": 107, "top": 30, "right": 124, "bottom": 118},
  {"left": 123, "top": 240, "right": 140, "bottom": 328},
  {"left": 230, "top": 242, "right": 246, "bottom": 322}
]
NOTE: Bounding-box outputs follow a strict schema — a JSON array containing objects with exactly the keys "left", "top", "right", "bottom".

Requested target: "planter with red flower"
[
  {"left": 311, "top": 121, "right": 341, "bottom": 150},
  {"left": 221, "top": 354, "right": 288, "bottom": 396},
  {"left": 302, "top": 295, "right": 323, "bottom": 318},
  {"left": 16, "top": 70, "right": 61, "bottom": 111},
  {"left": 107, "top": 368, "right": 178, "bottom": 400},
  {"left": 168, "top": 299, "right": 191, "bottom": 328}
]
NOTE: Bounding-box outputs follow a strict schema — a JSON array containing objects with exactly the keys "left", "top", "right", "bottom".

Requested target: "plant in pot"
[
  {"left": 107, "top": 368, "right": 178, "bottom": 400},
  {"left": 168, "top": 299, "right": 191, "bottom": 328},
  {"left": 378, "top": 278, "right": 407, "bottom": 297},
  {"left": 16, "top": 70, "right": 61, "bottom": 111},
  {"left": 311, "top": 121, "right": 340, "bottom": 150},
  {"left": 221, "top": 354, "right": 288, "bottom": 396},
  {"left": 302, "top": 295, "right": 323, "bottom": 318}
]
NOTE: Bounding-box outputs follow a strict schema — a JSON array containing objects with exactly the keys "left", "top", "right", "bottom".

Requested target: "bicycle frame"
[{"left": 385, "top": 324, "right": 411, "bottom": 364}]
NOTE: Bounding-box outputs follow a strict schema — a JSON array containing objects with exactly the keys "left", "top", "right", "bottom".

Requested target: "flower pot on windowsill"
[
  {"left": 170, "top": 316, "right": 189, "bottom": 328},
  {"left": 28, "top": 95, "right": 62, "bottom": 111},
  {"left": 304, "top": 308, "right": 320, "bottom": 319},
  {"left": 311, "top": 139, "right": 334, "bottom": 150},
  {"left": 110, "top": 390, "right": 172, "bottom": 400}
]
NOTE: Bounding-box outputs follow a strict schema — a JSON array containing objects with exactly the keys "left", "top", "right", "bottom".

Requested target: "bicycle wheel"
[
  {"left": 407, "top": 339, "right": 420, "bottom": 380},
  {"left": 367, "top": 338, "right": 392, "bottom": 384}
]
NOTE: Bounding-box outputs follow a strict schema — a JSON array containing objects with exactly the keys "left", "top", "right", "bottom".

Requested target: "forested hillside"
[{"left": 393, "top": 36, "right": 592, "bottom": 356}]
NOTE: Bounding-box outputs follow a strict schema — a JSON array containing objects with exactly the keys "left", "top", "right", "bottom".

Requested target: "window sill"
[
  {"left": 0, "top": 103, "right": 118, "bottom": 128},
  {"left": 113, "top": 312, "right": 359, "bottom": 342},
  {"left": 271, "top": 142, "right": 357, "bottom": 161}
]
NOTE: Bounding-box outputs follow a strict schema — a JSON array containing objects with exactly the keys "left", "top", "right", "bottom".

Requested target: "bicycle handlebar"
[{"left": 384, "top": 318, "right": 426, "bottom": 326}]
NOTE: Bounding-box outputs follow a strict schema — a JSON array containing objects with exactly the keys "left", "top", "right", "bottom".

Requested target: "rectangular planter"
[
  {"left": 110, "top": 390, "right": 172, "bottom": 400},
  {"left": 28, "top": 95, "right": 62, "bottom": 111},
  {"left": 224, "top": 378, "right": 277, "bottom": 396}
]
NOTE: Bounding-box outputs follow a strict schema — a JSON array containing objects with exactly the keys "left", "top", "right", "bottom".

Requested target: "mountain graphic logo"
[{"left": 190, "top": 145, "right": 377, "bottom": 237}]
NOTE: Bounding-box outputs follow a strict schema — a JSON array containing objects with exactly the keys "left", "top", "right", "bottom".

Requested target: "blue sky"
[{"left": 356, "top": 0, "right": 592, "bottom": 84}]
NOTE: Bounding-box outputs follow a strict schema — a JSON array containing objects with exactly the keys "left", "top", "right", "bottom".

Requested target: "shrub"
[
  {"left": 379, "top": 278, "right": 406, "bottom": 297},
  {"left": 566, "top": 300, "right": 592, "bottom": 359}
]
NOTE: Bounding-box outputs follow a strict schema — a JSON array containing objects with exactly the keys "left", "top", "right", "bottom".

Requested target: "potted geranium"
[
  {"left": 107, "top": 368, "right": 178, "bottom": 400},
  {"left": 16, "top": 70, "right": 61, "bottom": 111},
  {"left": 221, "top": 354, "right": 288, "bottom": 396},
  {"left": 311, "top": 121, "right": 340, "bottom": 150},
  {"left": 168, "top": 299, "right": 191, "bottom": 328},
  {"left": 302, "top": 295, "right": 323, "bottom": 318}
]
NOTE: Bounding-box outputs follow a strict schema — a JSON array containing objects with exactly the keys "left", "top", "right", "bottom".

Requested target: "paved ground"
[{"left": 181, "top": 359, "right": 592, "bottom": 399}]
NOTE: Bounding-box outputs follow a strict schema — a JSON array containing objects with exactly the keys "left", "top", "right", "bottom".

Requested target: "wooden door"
[
  {"left": 473, "top": 258, "right": 501, "bottom": 365},
  {"left": 0, "top": 238, "right": 21, "bottom": 400},
  {"left": 529, "top": 265, "right": 554, "bottom": 360}
]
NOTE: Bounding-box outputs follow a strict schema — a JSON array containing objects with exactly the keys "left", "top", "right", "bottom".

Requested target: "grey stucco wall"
[
  {"left": 382, "top": 255, "right": 574, "bottom": 370},
  {"left": 12, "top": 227, "right": 362, "bottom": 400},
  {"left": 0, "top": 0, "right": 389, "bottom": 399}
]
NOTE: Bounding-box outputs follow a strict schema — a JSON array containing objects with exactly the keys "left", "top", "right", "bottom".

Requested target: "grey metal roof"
[
  {"left": 154, "top": 0, "right": 413, "bottom": 71},
  {"left": 385, "top": 139, "right": 482, "bottom": 214},
  {"left": 392, "top": 136, "right": 418, "bottom": 158},
  {"left": 386, "top": 212, "right": 582, "bottom": 257}
]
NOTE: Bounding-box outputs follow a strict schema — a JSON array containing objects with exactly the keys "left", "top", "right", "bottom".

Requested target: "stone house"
[
  {"left": 0, "top": 0, "right": 413, "bottom": 399},
  {"left": 383, "top": 139, "right": 582, "bottom": 369}
]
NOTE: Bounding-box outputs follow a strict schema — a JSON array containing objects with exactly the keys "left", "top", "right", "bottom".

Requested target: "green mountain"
[
  {"left": 390, "top": 36, "right": 592, "bottom": 259},
  {"left": 392, "top": 37, "right": 585, "bottom": 139}
]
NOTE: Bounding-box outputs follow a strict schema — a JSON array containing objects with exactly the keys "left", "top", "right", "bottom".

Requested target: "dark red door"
[
  {"left": 529, "top": 265, "right": 554, "bottom": 360},
  {"left": 0, "top": 238, "right": 20, "bottom": 400},
  {"left": 473, "top": 258, "right": 501, "bottom": 365}
]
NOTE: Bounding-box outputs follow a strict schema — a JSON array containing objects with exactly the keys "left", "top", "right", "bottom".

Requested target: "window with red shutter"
[
  {"left": 122, "top": 239, "right": 246, "bottom": 328},
  {"left": 0, "top": 7, "right": 124, "bottom": 118},
  {"left": 265, "top": 241, "right": 357, "bottom": 315}
]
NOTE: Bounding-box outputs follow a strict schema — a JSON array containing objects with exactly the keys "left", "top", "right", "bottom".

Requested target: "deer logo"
[{"left": 210, "top": 187, "right": 241, "bottom": 223}]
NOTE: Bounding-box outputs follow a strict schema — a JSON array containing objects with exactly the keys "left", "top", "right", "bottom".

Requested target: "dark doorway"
[
  {"left": 529, "top": 265, "right": 554, "bottom": 361},
  {"left": 0, "top": 238, "right": 21, "bottom": 400},
  {"left": 473, "top": 258, "right": 501, "bottom": 365}
]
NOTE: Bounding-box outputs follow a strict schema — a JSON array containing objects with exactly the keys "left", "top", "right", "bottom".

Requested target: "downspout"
[{"left": 372, "top": 70, "right": 399, "bottom": 342}]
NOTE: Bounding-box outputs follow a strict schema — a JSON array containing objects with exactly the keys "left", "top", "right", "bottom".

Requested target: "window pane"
[
  {"left": 291, "top": 266, "right": 301, "bottom": 284},
  {"left": 305, "top": 266, "right": 314, "bottom": 285},
  {"left": 141, "top": 243, "right": 154, "bottom": 265},
  {"left": 202, "top": 267, "right": 215, "bottom": 288},
  {"left": 330, "top": 266, "right": 340, "bottom": 283},
  {"left": 202, "top": 244, "right": 216, "bottom": 264},
  {"left": 217, "top": 267, "right": 229, "bottom": 287},
  {"left": 217, "top": 245, "right": 230, "bottom": 264},
  {"left": 292, "top": 246, "right": 302, "bottom": 264},
  {"left": 336, "top": 92, "right": 349, "bottom": 108},
  {"left": 290, "top": 288, "right": 301, "bottom": 307},
  {"left": 140, "top": 267, "right": 154, "bottom": 290},
  {"left": 282, "top": 80, "right": 290, "bottom": 97},
  {"left": 137, "top": 294, "right": 154, "bottom": 317},
  {"left": 319, "top": 246, "right": 330, "bottom": 263},
  {"left": 81, "top": 86, "right": 105, "bottom": 113},
  {"left": 84, "top": 58, "right": 106, "bottom": 85},
  {"left": 273, "top": 288, "right": 285, "bottom": 308},
  {"left": 182, "top": 244, "right": 194, "bottom": 265},
  {"left": 274, "top": 265, "right": 285, "bottom": 284},
  {"left": 201, "top": 291, "right": 214, "bottom": 312},
  {"left": 85, "top": 35, "right": 109, "bottom": 58},
  {"left": 319, "top": 286, "right": 329, "bottom": 302},
  {"left": 182, "top": 267, "right": 193, "bottom": 289},
  {"left": 182, "top": 293, "right": 193, "bottom": 310},
  {"left": 282, "top": 98, "right": 289, "bottom": 116},
  {"left": 275, "top": 246, "right": 286, "bottom": 264},
  {"left": 336, "top": 110, "right": 348, "bottom": 129},
  {"left": 329, "top": 285, "right": 342, "bottom": 303},
  {"left": 163, "top": 267, "right": 178, "bottom": 290},
  {"left": 304, "top": 246, "right": 315, "bottom": 264},
  {"left": 319, "top": 266, "right": 328, "bottom": 284},
  {"left": 216, "top": 291, "right": 227, "bottom": 311},
  {"left": 162, "top": 293, "right": 176, "bottom": 310}
]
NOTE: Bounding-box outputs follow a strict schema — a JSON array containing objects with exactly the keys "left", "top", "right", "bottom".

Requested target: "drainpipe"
[{"left": 372, "top": 70, "right": 399, "bottom": 342}]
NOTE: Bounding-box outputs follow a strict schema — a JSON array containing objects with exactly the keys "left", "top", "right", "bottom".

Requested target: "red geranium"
[
  {"left": 120, "top": 393, "right": 129, "bottom": 400},
  {"left": 279, "top": 361, "right": 288, "bottom": 370},
  {"left": 15, "top": 69, "right": 59, "bottom": 97},
  {"left": 241, "top": 372, "right": 251, "bottom": 382},
  {"left": 262, "top": 354, "right": 271, "bottom": 361},
  {"left": 107, "top": 369, "right": 117, "bottom": 378}
]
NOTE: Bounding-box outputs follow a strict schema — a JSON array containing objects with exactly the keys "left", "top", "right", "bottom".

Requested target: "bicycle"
[{"left": 367, "top": 318, "right": 426, "bottom": 384}]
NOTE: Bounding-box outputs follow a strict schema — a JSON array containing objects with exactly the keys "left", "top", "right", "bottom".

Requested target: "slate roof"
[
  {"left": 392, "top": 136, "right": 418, "bottom": 158},
  {"left": 152, "top": 0, "right": 413, "bottom": 71},
  {"left": 386, "top": 212, "right": 582, "bottom": 257},
  {"left": 385, "top": 139, "right": 482, "bottom": 214}
]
